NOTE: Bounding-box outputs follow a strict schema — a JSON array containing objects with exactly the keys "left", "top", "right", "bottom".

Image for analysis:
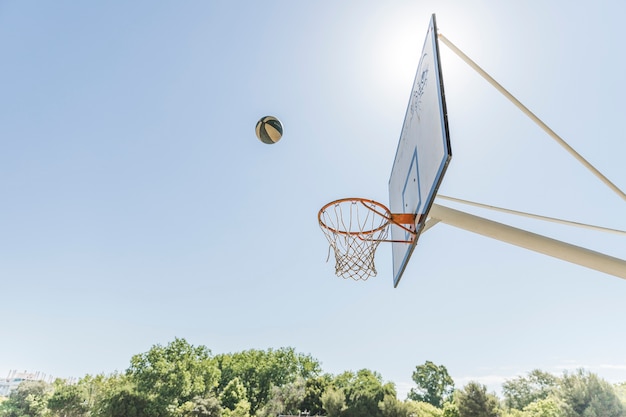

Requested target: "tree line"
[{"left": 1, "top": 338, "right": 625, "bottom": 417}]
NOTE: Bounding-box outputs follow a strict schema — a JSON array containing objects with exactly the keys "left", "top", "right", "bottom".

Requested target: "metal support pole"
[
  {"left": 429, "top": 204, "right": 626, "bottom": 280},
  {"left": 438, "top": 33, "right": 626, "bottom": 203}
]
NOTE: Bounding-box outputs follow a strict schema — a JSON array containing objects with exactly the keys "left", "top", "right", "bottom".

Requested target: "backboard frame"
[{"left": 388, "top": 14, "right": 451, "bottom": 288}]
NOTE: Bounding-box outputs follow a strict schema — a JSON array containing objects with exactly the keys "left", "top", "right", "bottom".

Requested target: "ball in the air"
[{"left": 255, "top": 116, "right": 283, "bottom": 144}]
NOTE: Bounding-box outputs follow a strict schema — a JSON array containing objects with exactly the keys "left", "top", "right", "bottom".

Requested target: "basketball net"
[{"left": 318, "top": 198, "right": 392, "bottom": 281}]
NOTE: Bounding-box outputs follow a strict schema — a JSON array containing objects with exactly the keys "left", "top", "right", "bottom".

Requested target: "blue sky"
[{"left": 1, "top": 1, "right": 625, "bottom": 398}]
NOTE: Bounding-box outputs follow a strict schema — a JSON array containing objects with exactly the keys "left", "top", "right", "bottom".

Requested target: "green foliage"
[
  {"left": 614, "top": 382, "right": 626, "bottom": 407},
  {"left": 522, "top": 397, "right": 564, "bottom": 417},
  {"left": 333, "top": 369, "right": 395, "bottom": 417},
  {"left": 501, "top": 397, "right": 565, "bottom": 417},
  {"left": 442, "top": 399, "right": 460, "bottom": 417},
  {"left": 219, "top": 378, "right": 247, "bottom": 411},
  {"left": 455, "top": 382, "right": 500, "bottom": 417},
  {"left": 405, "top": 400, "right": 443, "bottom": 417},
  {"left": 178, "top": 395, "right": 222, "bottom": 417},
  {"left": 256, "top": 377, "right": 306, "bottom": 417},
  {"left": 556, "top": 369, "right": 624, "bottom": 417},
  {"left": 215, "top": 347, "right": 321, "bottom": 415},
  {"left": 221, "top": 399, "right": 250, "bottom": 417},
  {"left": 48, "top": 380, "right": 89, "bottom": 417},
  {"left": 321, "top": 387, "right": 346, "bottom": 417},
  {"left": 0, "top": 380, "right": 52, "bottom": 417},
  {"left": 502, "top": 410, "right": 526, "bottom": 417},
  {"left": 126, "top": 338, "right": 221, "bottom": 417},
  {"left": 75, "top": 373, "right": 110, "bottom": 413},
  {"left": 379, "top": 395, "right": 410, "bottom": 417},
  {"left": 9, "top": 340, "right": 625, "bottom": 417},
  {"left": 300, "top": 374, "right": 332, "bottom": 415},
  {"left": 408, "top": 361, "right": 455, "bottom": 408},
  {"left": 94, "top": 376, "right": 151, "bottom": 417},
  {"left": 502, "top": 370, "right": 559, "bottom": 410}
]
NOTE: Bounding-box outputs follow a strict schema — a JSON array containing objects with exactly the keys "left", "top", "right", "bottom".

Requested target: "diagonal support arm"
[
  {"left": 438, "top": 33, "right": 626, "bottom": 203},
  {"left": 429, "top": 203, "right": 626, "bottom": 280}
]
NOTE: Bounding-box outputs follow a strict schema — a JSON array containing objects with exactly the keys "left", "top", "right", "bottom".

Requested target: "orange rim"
[
  {"left": 318, "top": 197, "right": 419, "bottom": 240},
  {"left": 318, "top": 198, "right": 393, "bottom": 236}
]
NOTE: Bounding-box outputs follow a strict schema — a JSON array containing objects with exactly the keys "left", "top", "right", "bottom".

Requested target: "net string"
[{"left": 319, "top": 199, "right": 390, "bottom": 281}]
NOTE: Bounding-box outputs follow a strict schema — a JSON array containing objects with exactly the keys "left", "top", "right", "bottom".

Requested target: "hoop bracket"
[{"left": 390, "top": 213, "right": 417, "bottom": 225}]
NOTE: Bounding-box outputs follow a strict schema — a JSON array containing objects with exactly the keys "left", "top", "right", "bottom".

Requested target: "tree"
[
  {"left": 321, "top": 387, "right": 346, "bottom": 417},
  {"left": 126, "top": 338, "right": 221, "bottom": 417},
  {"left": 379, "top": 395, "right": 410, "bottom": 417},
  {"left": 94, "top": 375, "right": 151, "bottom": 417},
  {"left": 455, "top": 382, "right": 500, "bottom": 417},
  {"left": 300, "top": 374, "right": 333, "bottom": 416},
  {"left": 333, "top": 369, "right": 396, "bottom": 417},
  {"left": 219, "top": 378, "right": 247, "bottom": 412},
  {"left": 179, "top": 395, "right": 222, "bottom": 417},
  {"left": 215, "top": 347, "right": 321, "bottom": 415},
  {"left": 48, "top": 380, "right": 89, "bottom": 417},
  {"left": 76, "top": 373, "right": 112, "bottom": 414},
  {"left": 614, "top": 382, "right": 626, "bottom": 407},
  {"left": 522, "top": 398, "right": 564, "bottom": 417},
  {"left": 256, "top": 377, "right": 306, "bottom": 417},
  {"left": 0, "top": 380, "right": 51, "bottom": 417},
  {"left": 408, "top": 361, "right": 455, "bottom": 408},
  {"left": 557, "top": 369, "right": 624, "bottom": 417},
  {"left": 442, "top": 399, "right": 460, "bottom": 417},
  {"left": 405, "top": 400, "right": 443, "bottom": 417},
  {"left": 501, "top": 398, "right": 565, "bottom": 417},
  {"left": 502, "top": 370, "right": 559, "bottom": 410},
  {"left": 221, "top": 399, "right": 250, "bottom": 417},
  {"left": 98, "top": 388, "right": 150, "bottom": 417}
]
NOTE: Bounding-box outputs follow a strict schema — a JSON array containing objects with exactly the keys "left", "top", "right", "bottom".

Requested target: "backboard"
[{"left": 388, "top": 14, "right": 451, "bottom": 287}]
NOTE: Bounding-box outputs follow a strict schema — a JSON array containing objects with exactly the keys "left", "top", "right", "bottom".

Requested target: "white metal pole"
[
  {"left": 437, "top": 33, "right": 626, "bottom": 203},
  {"left": 429, "top": 204, "right": 626, "bottom": 280},
  {"left": 437, "top": 195, "right": 626, "bottom": 236}
]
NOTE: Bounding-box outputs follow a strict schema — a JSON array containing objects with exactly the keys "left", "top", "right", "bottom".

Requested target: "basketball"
[{"left": 255, "top": 116, "right": 283, "bottom": 144}]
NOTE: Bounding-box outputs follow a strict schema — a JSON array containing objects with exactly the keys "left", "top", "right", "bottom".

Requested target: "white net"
[{"left": 318, "top": 199, "right": 391, "bottom": 281}]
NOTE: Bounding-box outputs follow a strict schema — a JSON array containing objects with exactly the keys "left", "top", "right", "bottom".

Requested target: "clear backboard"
[{"left": 388, "top": 14, "right": 451, "bottom": 287}]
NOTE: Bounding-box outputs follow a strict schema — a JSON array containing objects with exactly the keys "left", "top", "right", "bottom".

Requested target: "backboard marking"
[{"left": 388, "top": 14, "right": 451, "bottom": 287}]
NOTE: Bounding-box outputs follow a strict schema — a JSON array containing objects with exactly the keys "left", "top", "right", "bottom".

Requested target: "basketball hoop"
[{"left": 318, "top": 198, "right": 417, "bottom": 281}]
